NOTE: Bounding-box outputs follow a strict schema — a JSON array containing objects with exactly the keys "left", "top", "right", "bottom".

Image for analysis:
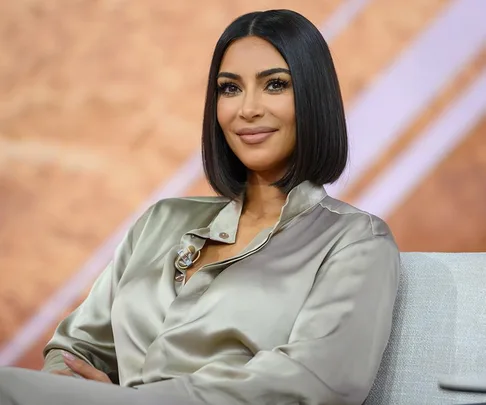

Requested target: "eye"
[
  {"left": 217, "top": 82, "right": 241, "bottom": 96},
  {"left": 266, "top": 78, "right": 290, "bottom": 93}
]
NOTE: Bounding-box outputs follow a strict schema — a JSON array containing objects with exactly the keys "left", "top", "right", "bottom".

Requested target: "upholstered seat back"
[{"left": 367, "top": 253, "right": 486, "bottom": 404}]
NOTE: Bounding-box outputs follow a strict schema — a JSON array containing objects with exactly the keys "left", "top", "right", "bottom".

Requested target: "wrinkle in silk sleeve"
[
  {"left": 41, "top": 207, "right": 152, "bottom": 377},
  {"left": 140, "top": 234, "right": 400, "bottom": 405}
]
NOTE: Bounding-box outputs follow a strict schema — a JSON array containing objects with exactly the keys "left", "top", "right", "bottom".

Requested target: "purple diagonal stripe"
[{"left": 327, "top": 0, "right": 486, "bottom": 197}]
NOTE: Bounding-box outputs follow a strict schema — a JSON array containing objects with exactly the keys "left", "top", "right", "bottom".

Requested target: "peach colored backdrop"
[{"left": 1, "top": 0, "right": 485, "bottom": 370}]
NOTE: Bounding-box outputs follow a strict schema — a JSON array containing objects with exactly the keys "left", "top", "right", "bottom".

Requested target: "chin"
[{"left": 238, "top": 156, "right": 287, "bottom": 176}]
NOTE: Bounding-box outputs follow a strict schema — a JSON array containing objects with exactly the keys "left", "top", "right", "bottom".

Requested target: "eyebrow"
[{"left": 216, "top": 67, "right": 291, "bottom": 80}]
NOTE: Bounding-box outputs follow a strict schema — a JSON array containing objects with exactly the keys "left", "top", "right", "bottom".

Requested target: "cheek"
[
  {"left": 269, "top": 96, "right": 296, "bottom": 134},
  {"left": 284, "top": 100, "right": 296, "bottom": 128},
  {"left": 275, "top": 99, "right": 296, "bottom": 154},
  {"left": 217, "top": 99, "right": 237, "bottom": 131}
]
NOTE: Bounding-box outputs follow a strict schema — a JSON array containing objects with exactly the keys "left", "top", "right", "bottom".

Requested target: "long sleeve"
[
  {"left": 42, "top": 208, "right": 151, "bottom": 378},
  {"left": 140, "top": 233, "right": 400, "bottom": 405}
]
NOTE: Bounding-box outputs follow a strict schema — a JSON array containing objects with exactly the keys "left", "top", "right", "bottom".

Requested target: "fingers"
[
  {"left": 51, "top": 369, "right": 76, "bottom": 377},
  {"left": 61, "top": 351, "right": 112, "bottom": 384}
]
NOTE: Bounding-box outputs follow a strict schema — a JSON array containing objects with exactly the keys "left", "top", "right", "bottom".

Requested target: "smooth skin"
[{"left": 50, "top": 351, "right": 112, "bottom": 382}]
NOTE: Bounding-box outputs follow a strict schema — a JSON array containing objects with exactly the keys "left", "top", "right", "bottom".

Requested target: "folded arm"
[{"left": 42, "top": 208, "right": 152, "bottom": 379}]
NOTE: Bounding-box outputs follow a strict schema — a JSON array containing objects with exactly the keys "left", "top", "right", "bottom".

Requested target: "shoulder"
[
  {"left": 149, "top": 195, "right": 230, "bottom": 217},
  {"left": 317, "top": 194, "right": 396, "bottom": 249},
  {"left": 316, "top": 196, "right": 400, "bottom": 283},
  {"left": 128, "top": 195, "right": 230, "bottom": 243}
]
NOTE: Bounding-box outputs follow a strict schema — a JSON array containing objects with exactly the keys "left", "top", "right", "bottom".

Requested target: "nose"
[{"left": 239, "top": 91, "right": 264, "bottom": 121}]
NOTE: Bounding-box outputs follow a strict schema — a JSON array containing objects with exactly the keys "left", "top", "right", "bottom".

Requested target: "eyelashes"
[
  {"left": 217, "top": 78, "right": 291, "bottom": 96},
  {"left": 217, "top": 82, "right": 240, "bottom": 95},
  {"left": 266, "top": 78, "right": 290, "bottom": 92}
]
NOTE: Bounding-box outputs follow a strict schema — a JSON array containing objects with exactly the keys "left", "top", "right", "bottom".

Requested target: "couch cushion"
[{"left": 366, "top": 252, "right": 486, "bottom": 404}]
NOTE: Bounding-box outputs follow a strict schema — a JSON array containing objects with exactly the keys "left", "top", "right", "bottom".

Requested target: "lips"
[{"left": 235, "top": 127, "right": 278, "bottom": 145}]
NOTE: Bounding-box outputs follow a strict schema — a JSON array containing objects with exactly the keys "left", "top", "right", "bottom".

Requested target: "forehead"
[{"left": 219, "top": 36, "right": 289, "bottom": 73}]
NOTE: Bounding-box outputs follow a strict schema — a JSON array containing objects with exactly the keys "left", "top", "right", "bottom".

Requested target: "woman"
[{"left": 0, "top": 9, "right": 399, "bottom": 405}]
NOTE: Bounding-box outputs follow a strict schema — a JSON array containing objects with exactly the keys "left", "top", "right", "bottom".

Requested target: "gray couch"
[{"left": 367, "top": 252, "right": 486, "bottom": 404}]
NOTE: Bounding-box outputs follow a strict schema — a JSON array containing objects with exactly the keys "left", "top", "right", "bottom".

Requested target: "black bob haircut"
[{"left": 201, "top": 9, "right": 348, "bottom": 199}]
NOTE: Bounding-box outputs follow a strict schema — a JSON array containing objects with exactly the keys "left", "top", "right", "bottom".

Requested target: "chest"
[
  {"left": 186, "top": 223, "right": 270, "bottom": 281},
  {"left": 114, "top": 207, "right": 332, "bottom": 354}
]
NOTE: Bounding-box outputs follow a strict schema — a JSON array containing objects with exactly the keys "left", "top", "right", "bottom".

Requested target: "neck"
[{"left": 242, "top": 172, "right": 288, "bottom": 220}]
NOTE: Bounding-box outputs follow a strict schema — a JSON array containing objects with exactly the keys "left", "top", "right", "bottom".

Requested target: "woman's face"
[{"left": 216, "top": 36, "right": 296, "bottom": 178}]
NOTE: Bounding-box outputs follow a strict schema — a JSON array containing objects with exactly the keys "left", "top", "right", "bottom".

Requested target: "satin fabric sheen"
[{"left": 42, "top": 181, "right": 400, "bottom": 405}]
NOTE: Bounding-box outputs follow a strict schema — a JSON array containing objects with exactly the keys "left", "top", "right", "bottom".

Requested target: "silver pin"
[{"left": 175, "top": 245, "right": 201, "bottom": 270}]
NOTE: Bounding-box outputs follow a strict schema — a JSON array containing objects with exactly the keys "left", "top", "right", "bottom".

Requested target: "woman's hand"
[{"left": 52, "top": 351, "right": 112, "bottom": 384}]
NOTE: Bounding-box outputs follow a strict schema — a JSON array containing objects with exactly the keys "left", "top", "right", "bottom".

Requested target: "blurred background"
[{"left": 0, "top": 0, "right": 485, "bottom": 370}]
